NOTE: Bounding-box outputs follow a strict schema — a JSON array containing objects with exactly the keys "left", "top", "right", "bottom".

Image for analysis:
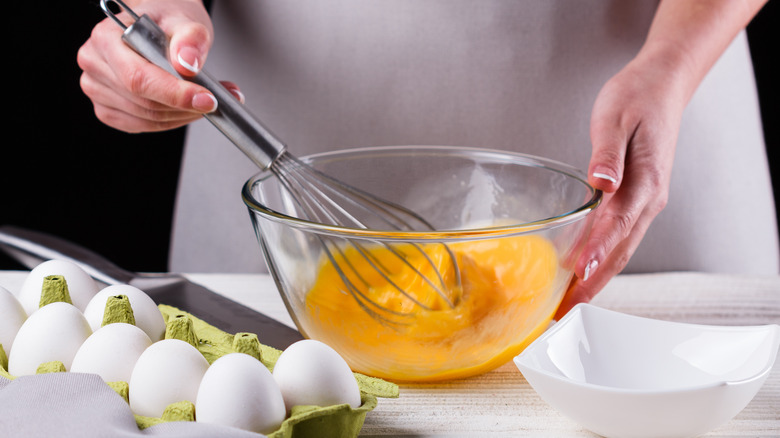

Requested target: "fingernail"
[
  {"left": 228, "top": 87, "right": 245, "bottom": 104},
  {"left": 177, "top": 49, "right": 201, "bottom": 74},
  {"left": 192, "top": 93, "right": 217, "bottom": 112},
  {"left": 592, "top": 172, "right": 617, "bottom": 184},
  {"left": 583, "top": 259, "right": 598, "bottom": 282}
]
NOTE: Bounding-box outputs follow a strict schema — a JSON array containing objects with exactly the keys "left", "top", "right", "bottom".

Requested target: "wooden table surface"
[{"left": 0, "top": 271, "right": 777, "bottom": 437}]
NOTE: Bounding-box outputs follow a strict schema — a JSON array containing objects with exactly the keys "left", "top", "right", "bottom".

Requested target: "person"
[{"left": 78, "top": 0, "right": 778, "bottom": 317}]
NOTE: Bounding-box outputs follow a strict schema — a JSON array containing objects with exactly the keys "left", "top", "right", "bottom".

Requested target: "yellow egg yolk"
[{"left": 303, "top": 234, "right": 560, "bottom": 382}]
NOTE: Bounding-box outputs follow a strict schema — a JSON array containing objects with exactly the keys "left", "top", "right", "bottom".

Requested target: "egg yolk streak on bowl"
[{"left": 303, "top": 234, "right": 560, "bottom": 382}]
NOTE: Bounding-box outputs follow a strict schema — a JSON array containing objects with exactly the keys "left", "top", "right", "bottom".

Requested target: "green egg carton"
[
  {"left": 0, "top": 286, "right": 398, "bottom": 438},
  {"left": 151, "top": 304, "right": 399, "bottom": 438}
]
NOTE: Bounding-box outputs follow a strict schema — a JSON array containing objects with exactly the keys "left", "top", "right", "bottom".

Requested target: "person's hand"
[
  {"left": 77, "top": 0, "right": 242, "bottom": 133},
  {"left": 555, "top": 51, "right": 688, "bottom": 319},
  {"left": 552, "top": 0, "right": 768, "bottom": 319}
]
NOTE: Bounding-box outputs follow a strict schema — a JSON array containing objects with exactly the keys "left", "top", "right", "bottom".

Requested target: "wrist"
[{"left": 630, "top": 41, "right": 701, "bottom": 105}]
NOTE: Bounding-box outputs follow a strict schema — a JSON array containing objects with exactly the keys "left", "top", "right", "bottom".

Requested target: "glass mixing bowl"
[{"left": 242, "top": 146, "right": 601, "bottom": 382}]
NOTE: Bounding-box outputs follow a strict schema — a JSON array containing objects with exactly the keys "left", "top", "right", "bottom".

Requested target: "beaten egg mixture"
[{"left": 303, "top": 234, "right": 561, "bottom": 381}]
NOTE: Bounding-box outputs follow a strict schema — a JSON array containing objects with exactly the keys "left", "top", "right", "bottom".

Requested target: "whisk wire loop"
[
  {"left": 321, "top": 240, "right": 415, "bottom": 328},
  {"left": 269, "top": 152, "right": 463, "bottom": 324},
  {"left": 274, "top": 153, "right": 434, "bottom": 231}
]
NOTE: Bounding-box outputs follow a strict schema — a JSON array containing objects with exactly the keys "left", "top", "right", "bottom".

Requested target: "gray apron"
[{"left": 171, "top": 0, "right": 778, "bottom": 274}]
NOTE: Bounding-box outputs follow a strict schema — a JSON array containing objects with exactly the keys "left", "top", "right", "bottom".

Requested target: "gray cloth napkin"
[{"left": 0, "top": 374, "right": 264, "bottom": 437}]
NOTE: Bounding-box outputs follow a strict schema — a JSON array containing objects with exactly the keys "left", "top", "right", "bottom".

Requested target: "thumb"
[
  {"left": 588, "top": 78, "right": 638, "bottom": 194},
  {"left": 167, "top": 19, "right": 213, "bottom": 78},
  {"left": 588, "top": 119, "right": 629, "bottom": 194}
]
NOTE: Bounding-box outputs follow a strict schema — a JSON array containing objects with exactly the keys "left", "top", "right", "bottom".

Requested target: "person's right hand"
[{"left": 78, "top": 0, "right": 241, "bottom": 133}]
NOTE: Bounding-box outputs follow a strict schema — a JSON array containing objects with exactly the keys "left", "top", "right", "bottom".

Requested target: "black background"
[{"left": 1, "top": 1, "right": 777, "bottom": 273}]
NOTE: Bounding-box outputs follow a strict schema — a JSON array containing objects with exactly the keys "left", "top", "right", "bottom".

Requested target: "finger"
[
  {"left": 91, "top": 102, "right": 197, "bottom": 133},
  {"left": 118, "top": 53, "right": 217, "bottom": 112},
  {"left": 555, "top": 198, "right": 657, "bottom": 319},
  {"left": 578, "top": 191, "right": 643, "bottom": 281},
  {"left": 588, "top": 103, "right": 631, "bottom": 194},
  {"left": 579, "top": 130, "right": 672, "bottom": 274},
  {"left": 166, "top": 19, "right": 213, "bottom": 78},
  {"left": 81, "top": 73, "right": 203, "bottom": 131},
  {"left": 78, "top": 48, "right": 177, "bottom": 114},
  {"left": 220, "top": 81, "right": 245, "bottom": 103},
  {"left": 87, "top": 74, "right": 240, "bottom": 123},
  {"left": 557, "top": 153, "right": 670, "bottom": 318},
  {"left": 86, "top": 18, "right": 215, "bottom": 113}
]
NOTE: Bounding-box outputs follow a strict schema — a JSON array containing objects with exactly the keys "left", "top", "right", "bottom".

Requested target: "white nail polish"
[
  {"left": 592, "top": 172, "right": 617, "bottom": 184},
  {"left": 177, "top": 53, "right": 200, "bottom": 73},
  {"left": 233, "top": 89, "right": 245, "bottom": 104},
  {"left": 584, "top": 259, "right": 598, "bottom": 282},
  {"left": 205, "top": 94, "right": 218, "bottom": 112}
]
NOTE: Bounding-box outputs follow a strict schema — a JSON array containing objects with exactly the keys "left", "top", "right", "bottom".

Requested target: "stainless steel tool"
[
  {"left": 0, "top": 225, "right": 304, "bottom": 350},
  {"left": 99, "top": 0, "right": 461, "bottom": 326}
]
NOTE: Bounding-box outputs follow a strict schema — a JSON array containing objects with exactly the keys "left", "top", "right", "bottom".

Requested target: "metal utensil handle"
[
  {"left": 100, "top": 0, "right": 285, "bottom": 169},
  {"left": 0, "top": 225, "right": 133, "bottom": 285}
]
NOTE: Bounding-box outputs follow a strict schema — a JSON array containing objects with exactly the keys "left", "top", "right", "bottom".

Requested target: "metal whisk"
[{"left": 101, "top": 0, "right": 462, "bottom": 326}]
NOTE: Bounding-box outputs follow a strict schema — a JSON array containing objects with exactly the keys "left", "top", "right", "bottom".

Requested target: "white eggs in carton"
[
  {"left": 0, "top": 259, "right": 396, "bottom": 437},
  {"left": 196, "top": 352, "right": 287, "bottom": 434},
  {"left": 17, "top": 259, "right": 99, "bottom": 314},
  {"left": 84, "top": 284, "right": 166, "bottom": 342},
  {"left": 70, "top": 322, "right": 152, "bottom": 383},
  {"left": 128, "top": 339, "right": 209, "bottom": 418},
  {"left": 0, "top": 286, "right": 27, "bottom": 354},
  {"left": 273, "top": 339, "right": 362, "bottom": 413},
  {"left": 8, "top": 301, "right": 92, "bottom": 376}
]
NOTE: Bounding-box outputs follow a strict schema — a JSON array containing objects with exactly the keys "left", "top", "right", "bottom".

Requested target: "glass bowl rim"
[{"left": 241, "top": 145, "right": 602, "bottom": 240}]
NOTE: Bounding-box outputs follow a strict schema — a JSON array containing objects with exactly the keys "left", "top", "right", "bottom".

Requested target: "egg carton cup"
[{"left": 0, "top": 304, "right": 398, "bottom": 438}]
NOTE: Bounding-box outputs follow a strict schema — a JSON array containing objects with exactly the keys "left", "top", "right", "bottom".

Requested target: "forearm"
[{"left": 638, "top": 0, "right": 767, "bottom": 102}]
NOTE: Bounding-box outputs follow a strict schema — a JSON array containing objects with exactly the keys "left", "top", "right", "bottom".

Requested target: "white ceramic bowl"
[{"left": 514, "top": 303, "right": 780, "bottom": 438}]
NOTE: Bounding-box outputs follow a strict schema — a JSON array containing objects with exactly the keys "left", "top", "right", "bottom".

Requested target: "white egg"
[
  {"left": 83, "top": 284, "right": 166, "bottom": 341},
  {"left": 0, "top": 286, "right": 27, "bottom": 354},
  {"left": 70, "top": 322, "right": 152, "bottom": 383},
  {"left": 129, "top": 339, "right": 209, "bottom": 418},
  {"left": 273, "top": 339, "right": 361, "bottom": 413},
  {"left": 196, "top": 353, "right": 286, "bottom": 434},
  {"left": 8, "top": 302, "right": 92, "bottom": 376},
  {"left": 17, "top": 259, "right": 99, "bottom": 315}
]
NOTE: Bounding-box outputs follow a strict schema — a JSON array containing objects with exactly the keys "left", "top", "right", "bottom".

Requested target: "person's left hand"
[{"left": 555, "top": 49, "right": 689, "bottom": 319}]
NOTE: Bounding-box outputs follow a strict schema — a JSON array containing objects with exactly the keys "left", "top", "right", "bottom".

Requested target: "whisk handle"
[{"left": 101, "top": 0, "right": 285, "bottom": 169}]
